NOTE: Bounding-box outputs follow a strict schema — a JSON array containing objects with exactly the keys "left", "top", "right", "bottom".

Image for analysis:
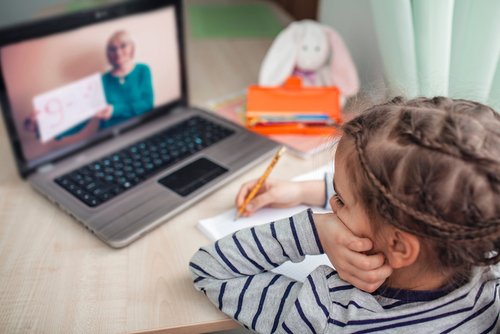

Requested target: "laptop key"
[{"left": 54, "top": 116, "right": 234, "bottom": 207}]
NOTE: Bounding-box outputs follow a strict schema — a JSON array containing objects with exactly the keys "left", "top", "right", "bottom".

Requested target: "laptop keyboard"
[{"left": 54, "top": 116, "right": 235, "bottom": 207}]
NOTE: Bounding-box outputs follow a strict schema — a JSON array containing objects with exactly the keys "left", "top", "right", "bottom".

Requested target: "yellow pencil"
[{"left": 235, "top": 146, "right": 286, "bottom": 220}]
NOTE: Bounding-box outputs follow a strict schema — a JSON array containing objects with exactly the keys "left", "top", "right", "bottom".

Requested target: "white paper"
[
  {"left": 197, "top": 166, "right": 334, "bottom": 281},
  {"left": 198, "top": 206, "right": 311, "bottom": 241},
  {"left": 33, "top": 73, "right": 107, "bottom": 142}
]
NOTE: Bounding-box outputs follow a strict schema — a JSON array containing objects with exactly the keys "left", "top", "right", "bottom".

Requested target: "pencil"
[{"left": 235, "top": 146, "right": 286, "bottom": 220}]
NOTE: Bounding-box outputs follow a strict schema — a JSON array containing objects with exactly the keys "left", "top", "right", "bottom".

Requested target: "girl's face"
[
  {"left": 330, "top": 157, "right": 372, "bottom": 239},
  {"left": 330, "top": 139, "right": 385, "bottom": 251},
  {"left": 107, "top": 34, "right": 134, "bottom": 70}
]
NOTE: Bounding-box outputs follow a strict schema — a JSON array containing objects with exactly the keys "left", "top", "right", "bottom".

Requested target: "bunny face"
[
  {"left": 259, "top": 19, "right": 359, "bottom": 95},
  {"left": 295, "top": 25, "right": 330, "bottom": 72}
]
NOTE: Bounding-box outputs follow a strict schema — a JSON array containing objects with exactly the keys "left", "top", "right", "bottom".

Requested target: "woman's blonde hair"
[
  {"left": 106, "top": 30, "right": 135, "bottom": 63},
  {"left": 341, "top": 96, "right": 500, "bottom": 270}
]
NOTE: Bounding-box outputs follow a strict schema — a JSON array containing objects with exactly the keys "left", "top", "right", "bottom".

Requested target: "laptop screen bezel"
[{"left": 0, "top": 0, "right": 188, "bottom": 178}]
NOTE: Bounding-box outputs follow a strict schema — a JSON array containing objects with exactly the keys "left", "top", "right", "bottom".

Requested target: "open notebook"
[{"left": 197, "top": 166, "right": 334, "bottom": 281}]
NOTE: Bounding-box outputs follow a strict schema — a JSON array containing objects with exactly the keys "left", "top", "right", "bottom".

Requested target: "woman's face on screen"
[{"left": 106, "top": 32, "right": 134, "bottom": 70}]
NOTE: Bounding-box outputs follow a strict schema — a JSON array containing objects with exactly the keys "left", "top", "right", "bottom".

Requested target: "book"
[
  {"left": 197, "top": 166, "right": 333, "bottom": 282},
  {"left": 205, "top": 91, "right": 337, "bottom": 159}
]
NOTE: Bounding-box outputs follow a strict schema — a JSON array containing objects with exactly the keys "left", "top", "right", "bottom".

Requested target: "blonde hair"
[{"left": 106, "top": 30, "right": 135, "bottom": 64}]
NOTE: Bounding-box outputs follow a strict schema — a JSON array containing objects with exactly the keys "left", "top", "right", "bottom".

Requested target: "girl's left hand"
[{"left": 314, "top": 213, "right": 393, "bottom": 292}]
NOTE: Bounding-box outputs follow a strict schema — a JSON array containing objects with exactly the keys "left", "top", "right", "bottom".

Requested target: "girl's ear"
[
  {"left": 384, "top": 228, "right": 421, "bottom": 269},
  {"left": 323, "top": 26, "right": 359, "bottom": 96},
  {"left": 259, "top": 22, "right": 302, "bottom": 86}
]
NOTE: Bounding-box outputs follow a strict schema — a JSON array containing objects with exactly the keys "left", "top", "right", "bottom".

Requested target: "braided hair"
[{"left": 341, "top": 96, "right": 500, "bottom": 269}]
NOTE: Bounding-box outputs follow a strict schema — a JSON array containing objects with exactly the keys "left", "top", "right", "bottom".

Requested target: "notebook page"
[{"left": 197, "top": 165, "right": 334, "bottom": 281}]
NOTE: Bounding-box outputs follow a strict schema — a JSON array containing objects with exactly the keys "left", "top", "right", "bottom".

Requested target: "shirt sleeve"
[
  {"left": 125, "top": 64, "right": 154, "bottom": 116},
  {"left": 189, "top": 209, "right": 330, "bottom": 333}
]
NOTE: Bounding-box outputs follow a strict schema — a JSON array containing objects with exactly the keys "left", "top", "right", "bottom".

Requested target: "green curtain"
[{"left": 370, "top": 0, "right": 500, "bottom": 112}]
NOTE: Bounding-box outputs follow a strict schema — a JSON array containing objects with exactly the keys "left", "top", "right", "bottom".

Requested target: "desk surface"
[{"left": 0, "top": 2, "right": 332, "bottom": 333}]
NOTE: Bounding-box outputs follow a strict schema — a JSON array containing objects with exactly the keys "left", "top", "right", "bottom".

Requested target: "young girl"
[{"left": 189, "top": 97, "right": 500, "bottom": 333}]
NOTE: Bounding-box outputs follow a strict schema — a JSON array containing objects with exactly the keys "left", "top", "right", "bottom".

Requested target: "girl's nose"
[{"left": 330, "top": 201, "right": 339, "bottom": 214}]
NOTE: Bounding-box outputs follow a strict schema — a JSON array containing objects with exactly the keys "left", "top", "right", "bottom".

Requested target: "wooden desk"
[{"left": 0, "top": 2, "right": 331, "bottom": 333}]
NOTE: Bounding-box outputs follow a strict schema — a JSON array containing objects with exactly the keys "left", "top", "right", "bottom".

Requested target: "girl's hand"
[
  {"left": 235, "top": 179, "right": 325, "bottom": 217},
  {"left": 314, "top": 213, "right": 393, "bottom": 292},
  {"left": 235, "top": 179, "right": 304, "bottom": 216}
]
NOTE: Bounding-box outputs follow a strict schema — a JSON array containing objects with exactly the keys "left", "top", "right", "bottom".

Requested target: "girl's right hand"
[
  {"left": 235, "top": 179, "right": 327, "bottom": 216},
  {"left": 235, "top": 179, "right": 309, "bottom": 217}
]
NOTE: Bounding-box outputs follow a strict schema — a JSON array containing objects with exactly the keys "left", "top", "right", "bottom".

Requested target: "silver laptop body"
[{"left": 0, "top": 0, "right": 278, "bottom": 248}]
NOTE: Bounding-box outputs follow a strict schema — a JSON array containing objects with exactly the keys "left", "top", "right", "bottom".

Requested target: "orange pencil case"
[{"left": 246, "top": 76, "right": 342, "bottom": 135}]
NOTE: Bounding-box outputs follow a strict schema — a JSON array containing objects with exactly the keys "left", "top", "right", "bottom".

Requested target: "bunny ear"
[
  {"left": 259, "top": 22, "right": 302, "bottom": 86},
  {"left": 323, "top": 26, "right": 359, "bottom": 96}
]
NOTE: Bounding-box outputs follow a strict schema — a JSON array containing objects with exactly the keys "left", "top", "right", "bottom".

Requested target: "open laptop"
[{"left": 0, "top": 0, "right": 278, "bottom": 248}]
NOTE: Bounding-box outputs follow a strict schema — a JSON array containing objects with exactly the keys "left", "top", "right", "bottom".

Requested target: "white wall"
[{"left": 318, "top": 0, "right": 386, "bottom": 101}]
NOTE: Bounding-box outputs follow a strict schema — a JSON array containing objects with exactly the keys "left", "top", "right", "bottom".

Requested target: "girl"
[{"left": 189, "top": 97, "right": 500, "bottom": 333}]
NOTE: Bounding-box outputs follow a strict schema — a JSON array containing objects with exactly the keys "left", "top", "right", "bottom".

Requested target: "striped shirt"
[{"left": 189, "top": 209, "right": 500, "bottom": 333}]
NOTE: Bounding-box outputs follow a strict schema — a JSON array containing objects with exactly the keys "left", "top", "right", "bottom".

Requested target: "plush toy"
[{"left": 259, "top": 20, "right": 359, "bottom": 97}]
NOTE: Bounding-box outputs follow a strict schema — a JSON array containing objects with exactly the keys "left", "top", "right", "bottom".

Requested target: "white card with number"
[{"left": 33, "top": 73, "right": 107, "bottom": 142}]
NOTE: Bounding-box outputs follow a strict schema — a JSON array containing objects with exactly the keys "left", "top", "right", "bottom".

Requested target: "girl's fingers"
[
  {"left": 236, "top": 180, "right": 271, "bottom": 207},
  {"left": 345, "top": 250, "right": 386, "bottom": 271},
  {"left": 236, "top": 181, "right": 257, "bottom": 207},
  {"left": 347, "top": 237, "right": 373, "bottom": 253},
  {"left": 246, "top": 193, "right": 274, "bottom": 214},
  {"left": 334, "top": 257, "right": 392, "bottom": 291},
  {"left": 336, "top": 270, "right": 387, "bottom": 293}
]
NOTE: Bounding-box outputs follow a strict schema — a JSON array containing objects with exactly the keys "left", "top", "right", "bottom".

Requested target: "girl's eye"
[{"left": 332, "top": 194, "right": 344, "bottom": 208}]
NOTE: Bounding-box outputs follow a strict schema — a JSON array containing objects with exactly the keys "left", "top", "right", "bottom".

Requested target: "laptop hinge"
[{"left": 37, "top": 163, "right": 55, "bottom": 174}]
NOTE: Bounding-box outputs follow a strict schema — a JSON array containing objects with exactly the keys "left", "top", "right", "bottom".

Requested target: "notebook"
[
  {"left": 0, "top": 0, "right": 278, "bottom": 248},
  {"left": 197, "top": 166, "right": 333, "bottom": 281}
]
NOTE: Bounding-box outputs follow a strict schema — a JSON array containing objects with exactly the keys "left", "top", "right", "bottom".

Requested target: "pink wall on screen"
[{"left": 1, "top": 7, "right": 180, "bottom": 161}]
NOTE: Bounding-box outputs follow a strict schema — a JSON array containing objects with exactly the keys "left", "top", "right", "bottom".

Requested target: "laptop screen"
[{"left": 0, "top": 1, "right": 184, "bottom": 175}]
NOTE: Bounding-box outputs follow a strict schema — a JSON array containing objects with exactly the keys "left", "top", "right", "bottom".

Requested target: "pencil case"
[{"left": 246, "top": 76, "right": 342, "bottom": 135}]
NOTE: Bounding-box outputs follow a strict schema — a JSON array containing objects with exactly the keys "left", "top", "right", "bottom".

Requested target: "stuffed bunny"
[{"left": 259, "top": 20, "right": 359, "bottom": 97}]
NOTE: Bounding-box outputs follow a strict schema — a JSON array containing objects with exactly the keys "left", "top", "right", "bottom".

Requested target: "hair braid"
[
  {"left": 396, "top": 106, "right": 500, "bottom": 179},
  {"left": 352, "top": 131, "right": 500, "bottom": 242},
  {"left": 342, "top": 96, "right": 500, "bottom": 267}
]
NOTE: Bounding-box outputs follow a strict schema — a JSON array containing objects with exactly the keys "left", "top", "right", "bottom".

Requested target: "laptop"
[{"left": 0, "top": 0, "right": 278, "bottom": 248}]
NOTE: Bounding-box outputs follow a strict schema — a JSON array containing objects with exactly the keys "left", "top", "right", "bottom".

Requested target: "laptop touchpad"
[{"left": 158, "top": 158, "right": 228, "bottom": 197}]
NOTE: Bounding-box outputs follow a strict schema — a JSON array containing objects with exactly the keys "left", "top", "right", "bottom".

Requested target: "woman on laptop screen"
[
  {"left": 99, "top": 30, "right": 154, "bottom": 128},
  {"left": 24, "top": 30, "right": 154, "bottom": 140}
]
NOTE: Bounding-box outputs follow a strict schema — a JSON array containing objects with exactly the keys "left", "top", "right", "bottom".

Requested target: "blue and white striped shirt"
[{"left": 189, "top": 209, "right": 500, "bottom": 333}]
